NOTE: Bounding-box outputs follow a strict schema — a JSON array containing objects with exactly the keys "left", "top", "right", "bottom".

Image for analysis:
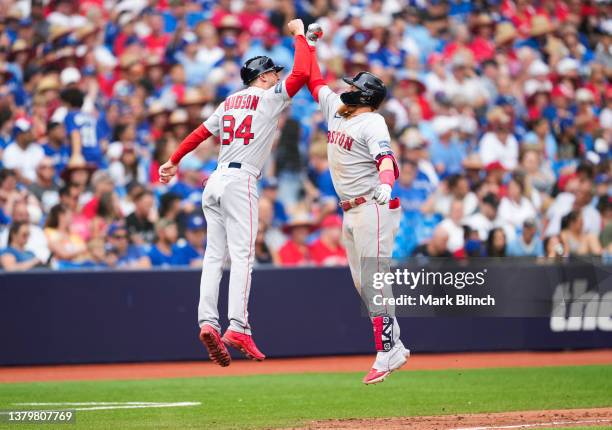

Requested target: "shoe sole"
[
  {"left": 200, "top": 331, "right": 231, "bottom": 367},
  {"left": 222, "top": 338, "right": 265, "bottom": 362},
  {"left": 364, "top": 350, "right": 410, "bottom": 385}
]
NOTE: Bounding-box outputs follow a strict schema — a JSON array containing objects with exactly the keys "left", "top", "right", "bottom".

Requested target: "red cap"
[
  {"left": 551, "top": 84, "right": 573, "bottom": 99},
  {"left": 485, "top": 161, "right": 505, "bottom": 172},
  {"left": 320, "top": 214, "right": 343, "bottom": 229}
]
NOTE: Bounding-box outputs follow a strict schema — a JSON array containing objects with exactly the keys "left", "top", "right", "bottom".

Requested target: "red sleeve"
[
  {"left": 170, "top": 124, "right": 212, "bottom": 165},
  {"left": 284, "top": 35, "right": 311, "bottom": 98},
  {"left": 307, "top": 46, "right": 326, "bottom": 102}
]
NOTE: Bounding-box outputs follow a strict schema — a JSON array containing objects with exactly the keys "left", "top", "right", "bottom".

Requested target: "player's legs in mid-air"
[
  {"left": 198, "top": 170, "right": 232, "bottom": 366},
  {"left": 198, "top": 166, "right": 265, "bottom": 365},
  {"left": 343, "top": 201, "right": 408, "bottom": 384}
]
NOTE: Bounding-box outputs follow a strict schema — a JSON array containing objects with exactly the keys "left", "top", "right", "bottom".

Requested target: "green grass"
[{"left": 0, "top": 365, "right": 610, "bottom": 430}]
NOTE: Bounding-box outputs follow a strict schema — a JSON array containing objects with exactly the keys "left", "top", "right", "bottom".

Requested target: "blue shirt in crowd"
[
  {"left": 0, "top": 246, "right": 36, "bottom": 263},
  {"left": 171, "top": 243, "right": 204, "bottom": 266},
  {"left": 65, "top": 110, "right": 103, "bottom": 167}
]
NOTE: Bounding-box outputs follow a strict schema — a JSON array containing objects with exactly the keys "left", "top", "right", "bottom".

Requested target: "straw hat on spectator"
[
  {"left": 36, "top": 75, "right": 61, "bottom": 93},
  {"left": 495, "top": 22, "right": 517, "bottom": 45},
  {"left": 168, "top": 109, "right": 189, "bottom": 127},
  {"left": 282, "top": 214, "right": 318, "bottom": 235},
  {"left": 119, "top": 52, "right": 141, "bottom": 70},
  {"left": 60, "top": 159, "right": 97, "bottom": 183},
  {"left": 49, "top": 26, "right": 72, "bottom": 43},
  {"left": 74, "top": 24, "right": 99, "bottom": 41},
  {"left": 399, "top": 127, "right": 427, "bottom": 150},
  {"left": 470, "top": 13, "right": 495, "bottom": 32},
  {"left": 145, "top": 55, "right": 166, "bottom": 70},
  {"left": 179, "top": 88, "right": 207, "bottom": 107},
  {"left": 486, "top": 106, "right": 511, "bottom": 125},
  {"left": 10, "top": 39, "right": 30, "bottom": 55},
  {"left": 397, "top": 70, "right": 426, "bottom": 93},
  {"left": 530, "top": 15, "right": 555, "bottom": 37},
  {"left": 217, "top": 15, "right": 242, "bottom": 31},
  {"left": 147, "top": 101, "right": 169, "bottom": 118},
  {"left": 432, "top": 116, "right": 460, "bottom": 136}
]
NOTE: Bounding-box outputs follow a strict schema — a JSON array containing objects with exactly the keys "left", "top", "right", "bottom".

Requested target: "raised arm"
[
  {"left": 284, "top": 19, "right": 311, "bottom": 98},
  {"left": 306, "top": 25, "right": 326, "bottom": 102}
]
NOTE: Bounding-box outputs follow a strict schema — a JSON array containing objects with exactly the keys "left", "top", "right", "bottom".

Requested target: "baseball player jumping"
[
  {"left": 159, "top": 19, "right": 311, "bottom": 367},
  {"left": 305, "top": 25, "right": 410, "bottom": 384}
]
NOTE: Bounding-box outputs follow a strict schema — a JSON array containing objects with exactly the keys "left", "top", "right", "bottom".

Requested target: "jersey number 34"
[{"left": 222, "top": 115, "right": 254, "bottom": 145}]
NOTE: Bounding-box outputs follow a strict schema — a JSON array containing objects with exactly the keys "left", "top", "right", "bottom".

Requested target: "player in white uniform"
[
  {"left": 306, "top": 25, "right": 410, "bottom": 384},
  {"left": 159, "top": 19, "right": 311, "bottom": 367}
]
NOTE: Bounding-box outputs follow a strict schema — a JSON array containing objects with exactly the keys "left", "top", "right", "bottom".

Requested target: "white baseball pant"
[{"left": 198, "top": 162, "right": 260, "bottom": 335}]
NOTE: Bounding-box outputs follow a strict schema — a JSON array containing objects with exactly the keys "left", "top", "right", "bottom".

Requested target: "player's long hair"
[
  {"left": 336, "top": 104, "right": 358, "bottom": 118},
  {"left": 336, "top": 104, "right": 374, "bottom": 118}
]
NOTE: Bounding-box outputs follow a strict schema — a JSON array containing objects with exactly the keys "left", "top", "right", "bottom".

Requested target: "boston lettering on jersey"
[
  {"left": 224, "top": 94, "right": 260, "bottom": 111},
  {"left": 327, "top": 130, "right": 354, "bottom": 151}
]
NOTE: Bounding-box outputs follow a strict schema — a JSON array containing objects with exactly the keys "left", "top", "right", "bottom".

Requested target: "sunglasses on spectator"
[{"left": 112, "top": 234, "right": 128, "bottom": 239}]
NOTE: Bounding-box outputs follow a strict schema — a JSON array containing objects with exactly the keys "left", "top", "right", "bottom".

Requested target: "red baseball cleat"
[
  {"left": 199, "top": 325, "right": 231, "bottom": 367},
  {"left": 363, "top": 368, "right": 391, "bottom": 385},
  {"left": 222, "top": 330, "right": 266, "bottom": 361},
  {"left": 363, "top": 346, "right": 410, "bottom": 385}
]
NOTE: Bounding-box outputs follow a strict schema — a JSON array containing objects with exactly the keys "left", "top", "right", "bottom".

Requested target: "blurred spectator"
[
  {"left": 506, "top": 218, "right": 544, "bottom": 257},
  {"left": 486, "top": 227, "right": 507, "bottom": 258},
  {"left": 498, "top": 172, "right": 538, "bottom": 231},
  {"left": 0, "top": 221, "right": 41, "bottom": 271},
  {"left": 2, "top": 119, "right": 44, "bottom": 184},
  {"left": 545, "top": 175, "right": 602, "bottom": 237},
  {"left": 0, "top": 199, "right": 49, "bottom": 262},
  {"left": 61, "top": 88, "right": 103, "bottom": 167},
  {"left": 260, "top": 177, "right": 288, "bottom": 227},
  {"left": 28, "top": 157, "right": 60, "bottom": 213},
  {"left": 559, "top": 210, "right": 602, "bottom": 256},
  {"left": 44, "top": 204, "right": 88, "bottom": 267},
  {"left": 106, "top": 222, "right": 151, "bottom": 269},
  {"left": 172, "top": 214, "right": 206, "bottom": 267},
  {"left": 278, "top": 215, "right": 316, "bottom": 266},
  {"left": 148, "top": 219, "right": 179, "bottom": 267},
  {"left": 411, "top": 227, "right": 451, "bottom": 258},
  {"left": 479, "top": 107, "right": 519, "bottom": 171},
  {"left": 437, "top": 199, "right": 465, "bottom": 255},
  {"left": 309, "top": 215, "right": 347, "bottom": 266},
  {"left": 126, "top": 189, "right": 156, "bottom": 245}
]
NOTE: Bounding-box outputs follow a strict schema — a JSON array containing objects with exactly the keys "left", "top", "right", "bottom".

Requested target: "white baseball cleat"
[{"left": 363, "top": 345, "right": 410, "bottom": 385}]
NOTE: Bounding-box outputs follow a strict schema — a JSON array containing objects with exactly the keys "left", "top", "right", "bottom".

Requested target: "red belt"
[
  {"left": 340, "top": 196, "right": 401, "bottom": 212},
  {"left": 340, "top": 196, "right": 367, "bottom": 212}
]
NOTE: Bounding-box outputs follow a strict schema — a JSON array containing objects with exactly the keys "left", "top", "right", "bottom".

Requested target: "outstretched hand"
[{"left": 159, "top": 160, "right": 178, "bottom": 184}]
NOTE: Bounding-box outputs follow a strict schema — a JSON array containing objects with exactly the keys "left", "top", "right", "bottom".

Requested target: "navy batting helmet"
[
  {"left": 240, "top": 56, "right": 284, "bottom": 86},
  {"left": 340, "top": 71, "right": 387, "bottom": 109}
]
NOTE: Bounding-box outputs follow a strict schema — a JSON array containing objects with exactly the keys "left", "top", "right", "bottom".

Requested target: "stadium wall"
[{"left": 1, "top": 262, "right": 611, "bottom": 365}]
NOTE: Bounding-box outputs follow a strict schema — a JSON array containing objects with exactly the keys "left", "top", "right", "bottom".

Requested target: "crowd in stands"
[{"left": 0, "top": 0, "right": 611, "bottom": 271}]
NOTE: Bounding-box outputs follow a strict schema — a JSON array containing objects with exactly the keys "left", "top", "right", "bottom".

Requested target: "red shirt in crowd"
[
  {"left": 309, "top": 239, "right": 347, "bottom": 266},
  {"left": 278, "top": 241, "right": 310, "bottom": 266}
]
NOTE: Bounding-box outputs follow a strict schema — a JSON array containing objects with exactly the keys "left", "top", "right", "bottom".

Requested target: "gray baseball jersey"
[
  {"left": 316, "top": 85, "right": 405, "bottom": 370},
  {"left": 198, "top": 81, "right": 290, "bottom": 336},
  {"left": 204, "top": 81, "right": 290, "bottom": 172},
  {"left": 318, "top": 86, "right": 392, "bottom": 201}
]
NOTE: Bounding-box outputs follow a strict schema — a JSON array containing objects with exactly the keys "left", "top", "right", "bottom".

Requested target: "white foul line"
[
  {"left": 451, "top": 418, "right": 612, "bottom": 430},
  {"left": 9, "top": 402, "right": 201, "bottom": 411}
]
